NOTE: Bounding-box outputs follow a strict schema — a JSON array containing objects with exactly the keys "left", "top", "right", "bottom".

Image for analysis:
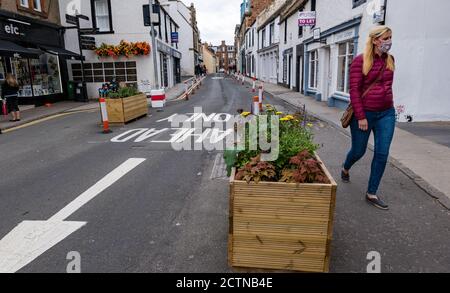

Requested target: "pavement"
[
  {"left": 242, "top": 76, "right": 450, "bottom": 209},
  {"left": 0, "top": 74, "right": 449, "bottom": 273}
]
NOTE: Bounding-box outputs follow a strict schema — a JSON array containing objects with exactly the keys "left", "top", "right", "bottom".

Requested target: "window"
[
  {"left": 92, "top": 0, "right": 112, "bottom": 33},
  {"left": 252, "top": 29, "right": 255, "bottom": 47},
  {"left": 11, "top": 54, "right": 62, "bottom": 97},
  {"left": 298, "top": 8, "right": 304, "bottom": 38},
  {"left": 261, "top": 29, "right": 266, "bottom": 48},
  {"left": 72, "top": 61, "right": 137, "bottom": 83},
  {"left": 269, "top": 23, "right": 275, "bottom": 45},
  {"left": 284, "top": 21, "right": 288, "bottom": 44},
  {"left": 33, "top": 0, "right": 41, "bottom": 11},
  {"left": 337, "top": 42, "right": 355, "bottom": 93},
  {"left": 352, "top": 0, "right": 367, "bottom": 8},
  {"left": 309, "top": 50, "right": 319, "bottom": 89},
  {"left": 20, "top": 0, "right": 29, "bottom": 8}
]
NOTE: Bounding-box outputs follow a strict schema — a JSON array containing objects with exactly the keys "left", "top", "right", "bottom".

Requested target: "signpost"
[{"left": 298, "top": 11, "right": 316, "bottom": 27}]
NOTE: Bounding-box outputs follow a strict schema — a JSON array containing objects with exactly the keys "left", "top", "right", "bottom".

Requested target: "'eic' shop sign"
[
  {"left": 0, "top": 17, "right": 60, "bottom": 47},
  {"left": 298, "top": 11, "right": 316, "bottom": 27}
]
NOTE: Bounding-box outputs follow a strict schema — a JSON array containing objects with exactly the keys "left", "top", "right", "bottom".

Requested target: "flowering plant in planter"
[
  {"left": 224, "top": 106, "right": 329, "bottom": 184},
  {"left": 95, "top": 40, "right": 151, "bottom": 58}
]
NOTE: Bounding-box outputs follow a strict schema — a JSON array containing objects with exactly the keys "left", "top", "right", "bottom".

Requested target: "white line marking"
[
  {"left": 49, "top": 158, "right": 146, "bottom": 221},
  {"left": 0, "top": 158, "right": 146, "bottom": 273}
]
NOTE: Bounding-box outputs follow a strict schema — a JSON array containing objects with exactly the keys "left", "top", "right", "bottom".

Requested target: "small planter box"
[
  {"left": 105, "top": 93, "right": 148, "bottom": 124},
  {"left": 228, "top": 155, "right": 337, "bottom": 273}
]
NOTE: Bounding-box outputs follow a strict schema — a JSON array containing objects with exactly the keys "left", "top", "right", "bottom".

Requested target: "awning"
[
  {"left": 39, "top": 45, "right": 84, "bottom": 60},
  {"left": 0, "top": 40, "right": 40, "bottom": 58}
]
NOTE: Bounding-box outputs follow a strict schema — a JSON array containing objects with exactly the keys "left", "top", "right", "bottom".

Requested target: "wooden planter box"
[
  {"left": 105, "top": 93, "right": 148, "bottom": 124},
  {"left": 228, "top": 155, "right": 337, "bottom": 273}
]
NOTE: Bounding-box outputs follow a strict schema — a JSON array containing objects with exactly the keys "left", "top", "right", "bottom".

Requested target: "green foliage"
[
  {"left": 108, "top": 86, "right": 139, "bottom": 99},
  {"left": 274, "top": 124, "right": 319, "bottom": 170}
]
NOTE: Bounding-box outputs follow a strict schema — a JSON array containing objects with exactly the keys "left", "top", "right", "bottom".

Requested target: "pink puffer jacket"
[{"left": 349, "top": 54, "right": 395, "bottom": 120}]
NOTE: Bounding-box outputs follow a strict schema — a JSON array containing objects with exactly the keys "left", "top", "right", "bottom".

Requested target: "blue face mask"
[{"left": 379, "top": 40, "right": 392, "bottom": 53}]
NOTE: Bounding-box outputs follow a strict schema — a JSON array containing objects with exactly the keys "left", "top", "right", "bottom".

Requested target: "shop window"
[
  {"left": 0, "top": 57, "right": 6, "bottom": 82},
  {"left": 337, "top": 42, "right": 355, "bottom": 93},
  {"left": 309, "top": 50, "right": 319, "bottom": 89},
  {"left": 10, "top": 53, "right": 62, "bottom": 97},
  {"left": 72, "top": 61, "right": 137, "bottom": 84},
  {"left": 92, "top": 0, "right": 113, "bottom": 33}
]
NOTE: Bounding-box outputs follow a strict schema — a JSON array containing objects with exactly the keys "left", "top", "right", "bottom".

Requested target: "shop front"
[
  {"left": 304, "top": 17, "right": 361, "bottom": 109},
  {"left": 157, "top": 40, "right": 181, "bottom": 89},
  {"left": 0, "top": 11, "right": 80, "bottom": 106}
]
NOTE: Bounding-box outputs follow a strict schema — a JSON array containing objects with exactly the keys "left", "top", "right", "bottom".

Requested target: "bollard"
[
  {"left": 99, "top": 98, "right": 112, "bottom": 134},
  {"left": 184, "top": 81, "right": 189, "bottom": 100},
  {"left": 258, "top": 85, "right": 264, "bottom": 112},
  {"left": 252, "top": 96, "right": 260, "bottom": 115},
  {"left": 252, "top": 77, "right": 256, "bottom": 93}
]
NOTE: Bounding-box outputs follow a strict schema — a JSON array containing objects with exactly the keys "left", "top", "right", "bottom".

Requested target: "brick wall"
[{"left": 0, "top": 0, "right": 61, "bottom": 25}]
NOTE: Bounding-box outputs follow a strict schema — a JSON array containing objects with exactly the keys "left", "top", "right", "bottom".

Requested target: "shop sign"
[
  {"left": 298, "top": 11, "right": 316, "bottom": 27},
  {"left": 0, "top": 17, "right": 60, "bottom": 47},
  {"left": 333, "top": 29, "right": 355, "bottom": 43}
]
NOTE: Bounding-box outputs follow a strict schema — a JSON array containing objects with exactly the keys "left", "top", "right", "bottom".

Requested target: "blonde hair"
[
  {"left": 6, "top": 73, "right": 18, "bottom": 87},
  {"left": 363, "top": 26, "right": 395, "bottom": 75}
]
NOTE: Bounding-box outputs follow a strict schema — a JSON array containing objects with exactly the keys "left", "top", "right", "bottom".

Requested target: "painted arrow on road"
[{"left": 0, "top": 158, "right": 146, "bottom": 273}]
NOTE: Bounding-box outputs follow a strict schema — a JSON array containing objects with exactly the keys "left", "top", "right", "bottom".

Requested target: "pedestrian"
[
  {"left": 2, "top": 73, "right": 20, "bottom": 122},
  {"left": 341, "top": 25, "right": 396, "bottom": 211}
]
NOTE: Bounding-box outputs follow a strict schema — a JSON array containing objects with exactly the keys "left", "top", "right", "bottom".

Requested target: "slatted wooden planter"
[
  {"left": 228, "top": 155, "right": 337, "bottom": 273},
  {"left": 105, "top": 93, "right": 148, "bottom": 124}
]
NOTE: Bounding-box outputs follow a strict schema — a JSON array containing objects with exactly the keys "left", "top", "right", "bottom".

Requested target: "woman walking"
[
  {"left": 342, "top": 26, "right": 396, "bottom": 210},
  {"left": 2, "top": 74, "right": 20, "bottom": 122}
]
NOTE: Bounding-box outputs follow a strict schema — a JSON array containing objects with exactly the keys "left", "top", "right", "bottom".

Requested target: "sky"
[{"left": 181, "top": 0, "right": 242, "bottom": 46}]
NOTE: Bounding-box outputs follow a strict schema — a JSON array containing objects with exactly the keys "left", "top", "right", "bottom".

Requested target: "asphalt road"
[{"left": 0, "top": 74, "right": 449, "bottom": 273}]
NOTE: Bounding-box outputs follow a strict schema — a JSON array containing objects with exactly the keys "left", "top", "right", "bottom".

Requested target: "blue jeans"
[{"left": 344, "top": 107, "right": 396, "bottom": 195}]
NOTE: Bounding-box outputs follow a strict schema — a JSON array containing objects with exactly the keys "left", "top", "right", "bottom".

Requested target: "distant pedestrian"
[
  {"left": 2, "top": 74, "right": 20, "bottom": 122},
  {"left": 342, "top": 26, "right": 396, "bottom": 211}
]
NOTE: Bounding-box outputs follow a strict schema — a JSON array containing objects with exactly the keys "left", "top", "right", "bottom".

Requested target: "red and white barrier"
[
  {"left": 252, "top": 96, "right": 260, "bottom": 115},
  {"left": 99, "top": 97, "right": 112, "bottom": 134},
  {"left": 151, "top": 89, "right": 166, "bottom": 108},
  {"left": 252, "top": 77, "right": 256, "bottom": 93},
  {"left": 184, "top": 81, "right": 190, "bottom": 100}
]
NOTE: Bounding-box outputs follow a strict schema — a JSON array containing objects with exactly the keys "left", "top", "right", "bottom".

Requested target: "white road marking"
[
  {"left": 0, "top": 158, "right": 146, "bottom": 273},
  {"left": 49, "top": 158, "right": 146, "bottom": 221}
]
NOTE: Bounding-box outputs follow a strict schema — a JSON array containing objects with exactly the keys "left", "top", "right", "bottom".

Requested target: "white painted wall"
[
  {"left": 160, "top": 0, "right": 195, "bottom": 76},
  {"left": 59, "top": 0, "right": 180, "bottom": 99},
  {"left": 386, "top": 0, "right": 450, "bottom": 122},
  {"left": 244, "top": 23, "right": 258, "bottom": 77}
]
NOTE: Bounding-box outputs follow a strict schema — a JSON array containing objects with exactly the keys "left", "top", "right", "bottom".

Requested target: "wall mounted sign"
[{"left": 298, "top": 11, "right": 316, "bottom": 27}]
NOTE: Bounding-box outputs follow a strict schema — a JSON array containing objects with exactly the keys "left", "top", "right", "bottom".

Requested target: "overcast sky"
[{"left": 181, "top": 0, "right": 242, "bottom": 46}]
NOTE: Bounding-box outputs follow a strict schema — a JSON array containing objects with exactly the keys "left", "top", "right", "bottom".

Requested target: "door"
[
  {"left": 296, "top": 56, "right": 304, "bottom": 93},
  {"left": 288, "top": 55, "right": 292, "bottom": 88}
]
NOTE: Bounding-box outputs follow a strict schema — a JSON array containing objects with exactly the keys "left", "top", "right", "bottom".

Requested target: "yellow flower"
[
  {"left": 241, "top": 112, "right": 251, "bottom": 117},
  {"left": 284, "top": 115, "right": 295, "bottom": 121},
  {"left": 276, "top": 112, "right": 283, "bottom": 115},
  {"left": 280, "top": 117, "right": 289, "bottom": 121},
  {"left": 307, "top": 123, "right": 314, "bottom": 128}
]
